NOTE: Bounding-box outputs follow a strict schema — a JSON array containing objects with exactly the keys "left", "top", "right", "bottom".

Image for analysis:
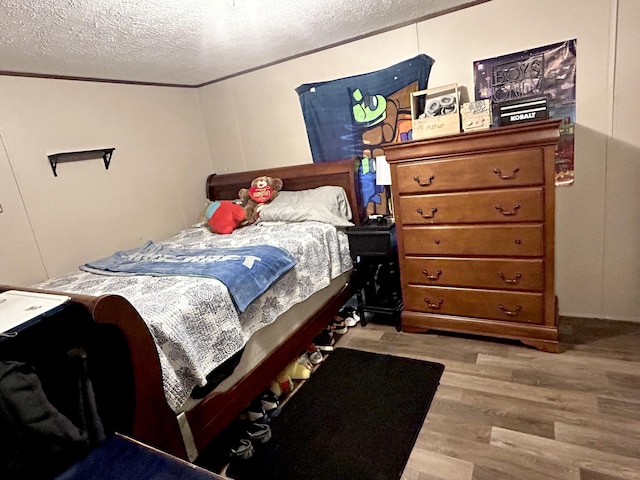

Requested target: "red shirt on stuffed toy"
[{"left": 248, "top": 179, "right": 274, "bottom": 204}]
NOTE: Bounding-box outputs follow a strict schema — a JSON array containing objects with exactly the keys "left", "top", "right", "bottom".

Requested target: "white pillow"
[{"left": 258, "top": 186, "right": 354, "bottom": 227}]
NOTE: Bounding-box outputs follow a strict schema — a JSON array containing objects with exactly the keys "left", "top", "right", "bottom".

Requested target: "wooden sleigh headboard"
[{"left": 206, "top": 156, "right": 365, "bottom": 225}]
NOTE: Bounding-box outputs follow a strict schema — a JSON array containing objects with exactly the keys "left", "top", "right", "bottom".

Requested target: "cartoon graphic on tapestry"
[{"left": 296, "top": 55, "right": 434, "bottom": 214}]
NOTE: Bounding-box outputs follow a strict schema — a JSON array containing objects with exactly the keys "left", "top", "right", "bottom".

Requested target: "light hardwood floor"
[{"left": 338, "top": 316, "right": 640, "bottom": 480}]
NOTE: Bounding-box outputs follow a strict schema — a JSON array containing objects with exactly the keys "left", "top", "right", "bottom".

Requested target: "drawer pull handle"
[
  {"left": 414, "top": 174, "right": 435, "bottom": 187},
  {"left": 495, "top": 204, "right": 520, "bottom": 216},
  {"left": 424, "top": 298, "right": 443, "bottom": 310},
  {"left": 422, "top": 269, "right": 442, "bottom": 280},
  {"left": 493, "top": 167, "right": 520, "bottom": 180},
  {"left": 498, "top": 304, "right": 522, "bottom": 316},
  {"left": 498, "top": 272, "right": 522, "bottom": 285},
  {"left": 417, "top": 207, "right": 438, "bottom": 219}
]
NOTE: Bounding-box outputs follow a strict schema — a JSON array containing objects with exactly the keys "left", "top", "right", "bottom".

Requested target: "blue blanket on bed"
[{"left": 80, "top": 241, "right": 296, "bottom": 312}]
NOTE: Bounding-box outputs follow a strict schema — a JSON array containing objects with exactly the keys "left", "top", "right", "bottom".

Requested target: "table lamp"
[{"left": 375, "top": 155, "right": 393, "bottom": 219}]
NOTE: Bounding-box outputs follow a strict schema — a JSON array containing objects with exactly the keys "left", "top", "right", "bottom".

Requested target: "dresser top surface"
[{"left": 384, "top": 119, "right": 562, "bottom": 162}]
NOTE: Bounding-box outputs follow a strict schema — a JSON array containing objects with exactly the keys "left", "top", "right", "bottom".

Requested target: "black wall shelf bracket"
[{"left": 48, "top": 148, "right": 115, "bottom": 177}]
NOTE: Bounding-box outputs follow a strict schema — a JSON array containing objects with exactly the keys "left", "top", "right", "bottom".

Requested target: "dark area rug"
[{"left": 220, "top": 348, "right": 444, "bottom": 480}]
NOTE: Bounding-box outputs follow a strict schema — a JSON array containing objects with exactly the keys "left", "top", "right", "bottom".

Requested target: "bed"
[{"left": 0, "top": 157, "right": 363, "bottom": 461}]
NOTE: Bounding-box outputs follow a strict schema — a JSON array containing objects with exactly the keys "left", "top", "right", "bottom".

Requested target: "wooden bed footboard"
[
  {"left": 1, "top": 279, "right": 355, "bottom": 461},
  {"left": 89, "top": 293, "right": 188, "bottom": 457},
  {"left": 0, "top": 285, "right": 187, "bottom": 458}
]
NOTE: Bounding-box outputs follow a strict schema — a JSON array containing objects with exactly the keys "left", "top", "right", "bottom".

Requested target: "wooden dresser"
[{"left": 384, "top": 120, "right": 561, "bottom": 352}]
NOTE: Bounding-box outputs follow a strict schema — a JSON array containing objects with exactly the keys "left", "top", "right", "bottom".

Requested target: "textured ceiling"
[{"left": 0, "top": 0, "right": 486, "bottom": 86}]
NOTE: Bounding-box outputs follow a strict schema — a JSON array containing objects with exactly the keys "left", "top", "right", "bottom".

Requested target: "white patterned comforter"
[{"left": 35, "top": 221, "right": 352, "bottom": 412}]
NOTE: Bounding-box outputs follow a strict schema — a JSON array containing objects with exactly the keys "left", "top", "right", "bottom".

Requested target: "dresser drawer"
[
  {"left": 402, "top": 225, "right": 544, "bottom": 257},
  {"left": 404, "top": 257, "right": 544, "bottom": 291},
  {"left": 399, "top": 187, "right": 544, "bottom": 225},
  {"left": 395, "top": 148, "right": 543, "bottom": 194},
  {"left": 404, "top": 285, "right": 544, "bottom": 324}
]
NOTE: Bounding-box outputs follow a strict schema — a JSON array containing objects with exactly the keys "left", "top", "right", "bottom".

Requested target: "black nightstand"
[{"left": 346, "top": 218, "right": 403, "bottom": 331}]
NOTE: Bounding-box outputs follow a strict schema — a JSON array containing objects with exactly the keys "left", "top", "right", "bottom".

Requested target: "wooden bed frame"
[{"left": 1, "top": 157, "right": 363, "bottom": 461}]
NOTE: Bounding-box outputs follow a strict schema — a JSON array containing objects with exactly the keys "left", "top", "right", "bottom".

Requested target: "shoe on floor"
[
  {"left": 306, "top": 343, "right": 323, "bottom": 365},
  {"left": 241, "top": 399, "right": 270, "bottom": 424},
  {"left": 245, "top": 422, "right": 272, "bottom": 444},
  {"left": 329, "top": 315, "right": 348, "bottom": 334},
  {"left": 229, "top": 438, "right": 254, "bottom": 461},
  {"left": 313, "top": 331, "right": 335, "bottom": 352},
  {"left": 340, "top": 307, "right": 360, "bottom": 327},
  {"left": 260, "top": 390, "right": 282, "bottom": 418}
]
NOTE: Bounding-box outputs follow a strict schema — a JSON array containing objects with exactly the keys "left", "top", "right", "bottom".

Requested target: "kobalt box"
[{"left": 498, "top": 96, "right": 549, "bottom": 126}]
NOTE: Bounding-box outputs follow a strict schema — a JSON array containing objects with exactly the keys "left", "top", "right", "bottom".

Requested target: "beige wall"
[
  {"left": 198, "top": 0, "right": 639, "bottom": 322},
  {"left": 0, "top": 130, "right": 47, "bottom": 285},
  {"left": 0, "top": 78, "right": 212, "bottom": 283},
  {"left": 603, "top": 0, "right": 640, "bottom": 320}
]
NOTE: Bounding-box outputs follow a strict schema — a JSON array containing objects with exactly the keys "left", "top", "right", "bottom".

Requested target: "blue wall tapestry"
[{"left": 296, "top": 55, "right": 434, "bottom": 212}]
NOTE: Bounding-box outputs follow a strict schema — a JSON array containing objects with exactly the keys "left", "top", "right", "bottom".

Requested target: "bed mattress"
[{"left": 35, "top": 221, "right": 352, "bottom": 412}]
